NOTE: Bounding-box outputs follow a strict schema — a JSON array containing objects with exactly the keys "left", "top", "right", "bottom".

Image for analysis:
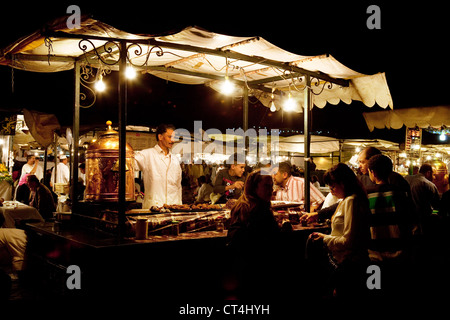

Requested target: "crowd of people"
[
  {"left": 131, "top": 125, "right": 449, "bottom": 301},
  {"left": 174, "top": 159, "right": 322, "bottom": 207},
  {"left": 1, "top": 124, "right": 449, "bottom": 303},
  {"left": 224, "top": 146, "right": 449, "bottom": 300}
]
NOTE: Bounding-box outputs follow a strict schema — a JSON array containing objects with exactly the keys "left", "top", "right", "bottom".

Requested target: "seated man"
[
  {"left": 195, "top": 175, "right": 214, "bottom": 204},
  {"left": 272, "top": 161, "right": 325, "bottom": 205},
  {"left": 27, "top": 174, "right": 56, "bottom": 221},
  {"left": 213, "top": 154, "right": 246, "bottom": 204},
  {"left": 0, "top": 225, "right": 27, "bottom": 299},
  {"left": 0, "top": 228, "right": 27, "bottom": 276}
]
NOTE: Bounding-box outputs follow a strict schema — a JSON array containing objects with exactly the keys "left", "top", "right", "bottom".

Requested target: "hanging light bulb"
[
  {"left": 95, "top": 74, "right": 106, "bottom": 92},
  {"left": 269, "top": 90, "right": 276, "bottom": 112},
  {"left": 221, "top": 76, "right": 235, "bottom": 95},
  {"left": 270, "top": 101, "right": 276, "bottom": 112},
  {"left": 283, "top": 93, "right": 296, "bottom": 112},
  {"left": 439, "top": 132, "right": 447, "bottom": 141},
  {"left": 125, "top": 66, "right": 137, "bottom": 79}
]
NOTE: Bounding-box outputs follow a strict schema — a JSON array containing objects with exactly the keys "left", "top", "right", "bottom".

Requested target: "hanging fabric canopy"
[
  {"left": 277, "top": 135, "right": 339, "bottom": 154},
  {"left": 0, "top": 15, "right": 394, "bottom": 213},
  {"left": 22, "top": 108, "right": 60, "bottom": 147},
  {"left": 0, "top": 16, "right": 393, "bottom": 111},
  {"left": 363, "top": 106, "right": 450, "bottom": 131}
]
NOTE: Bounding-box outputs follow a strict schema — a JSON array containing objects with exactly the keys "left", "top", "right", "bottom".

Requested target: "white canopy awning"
[
  {"left": 0, "top": 16, "right": 393, "bottom": 111},
  {"left": 173, "top": 133, "right": 399, "bottom": 156},
  {"left": 277, "top": 135, "right": 339, "bottom": 154},
  {"left": 363, "top": 106, "right": 450, "bottom": 131}
]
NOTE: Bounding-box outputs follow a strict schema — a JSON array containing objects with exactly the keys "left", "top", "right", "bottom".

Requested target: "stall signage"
[
  {"left": 405, "top": 127, "right": 421, "bottom": 152},
  {"left": 0, "top": 113, "right": 16, "bottom": 135}
]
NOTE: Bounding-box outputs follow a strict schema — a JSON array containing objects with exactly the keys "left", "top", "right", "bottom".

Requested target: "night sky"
[{"left": 1, "top": 2, "right": 449, "bottom": 144}]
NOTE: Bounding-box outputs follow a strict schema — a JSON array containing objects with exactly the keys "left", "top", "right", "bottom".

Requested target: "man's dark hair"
[
  {"left": 278, "top": 161, "right": 292, "bottom": 177},
  {"left": 27, "top": 174, "right": 40, "bottom": 184},
  {"left": 156, "top": 124, "right": 176, "bottom": 141},
  {"left": 362, "top": 147, "right": 382, "bottom": 160},
  {"left": 368, "top": 154, "right": 393, "bottom": 181},
  {"left": 419, "top": 163, "right": 433, "bottom": 175},
  {"left": 226, "top": 152, "right": 245, "bottom": 167}
]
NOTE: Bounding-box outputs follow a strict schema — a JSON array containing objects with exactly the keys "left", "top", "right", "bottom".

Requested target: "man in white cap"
[{"left": 51, "top": 155, "right": 70, "bottom": 186}]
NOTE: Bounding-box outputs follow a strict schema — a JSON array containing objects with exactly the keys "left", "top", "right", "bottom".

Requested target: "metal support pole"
[
  {"left": 304, "top": 75, "right": 311, "bottom": 212},
  {"left": 71, "top": 60, "right": 80, "bottom": 212},
  {"left": 243, "top": 85, "right": 249, "bottom": 132},
  {"left": 43, "top": 148, "right": 48, "bottom": 186},
  {"left": 118, "top": 41, "right": 127, "bottom": 239},
  {"left": 243, "top": 85, "right": 249, "bottom": 153}
]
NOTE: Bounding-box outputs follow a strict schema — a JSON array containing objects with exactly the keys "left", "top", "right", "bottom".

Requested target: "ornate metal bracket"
[
  {"left": 78, "top": 39, "right": 121, "bottom": 65},
  {"left": 287, "top": 71, "right": 333, "bottom": 95},
  {"left": 309, "top": 76, "right": 333, "bottom": 96},
  {"left": 126, "top": 42, "right": 164, "bottom": 67}
]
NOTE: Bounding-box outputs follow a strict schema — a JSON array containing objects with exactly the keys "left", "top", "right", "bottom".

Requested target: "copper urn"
[
  {"left": 85, "top": 121, "right": 135, "bottom": 202},
  {"left": 427, "top": 159, "right": 449, "bottom": 195}
]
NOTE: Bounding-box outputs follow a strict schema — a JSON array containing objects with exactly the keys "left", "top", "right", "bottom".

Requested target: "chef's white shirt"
[
  {"left": 51, "top": 162, "right": 70, "bottom": 184},
  {"left": 135, "top": 144, "right": 182, "bottom": 208},
  {"left": 20, "top": 163, "right": 44, "bottom": 182}
]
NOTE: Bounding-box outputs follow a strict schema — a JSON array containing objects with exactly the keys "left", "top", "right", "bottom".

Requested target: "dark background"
[{"left": 1, "top": 1, "right": 449, "bottom": 144}]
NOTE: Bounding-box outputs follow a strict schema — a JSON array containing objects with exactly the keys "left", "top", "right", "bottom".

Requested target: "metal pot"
[
  {"left": 427, "top": 159, "right": 449, "bottom": 195},
  {"left": 85, "top": 121, "right": 135, "bottom": 201}
]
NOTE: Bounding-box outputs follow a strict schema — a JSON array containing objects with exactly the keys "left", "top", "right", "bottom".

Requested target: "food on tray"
[
  {"left": 271, "top": 201, "right": 303, "bottom": 209},
  {"left": 150, "top": 203, "right": 223, "bottom": 213},
  {"left": 190, "top": 203, "right": 222, "bottom": 211},
  {"left": 150, "top": 206, "right": 171, "bottom": 213}
]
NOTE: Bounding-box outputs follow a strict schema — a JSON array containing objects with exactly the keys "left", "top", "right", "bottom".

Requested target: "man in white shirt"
[
  {"left": 20, "top": 154, "right": 44, "bottom": 182},
  {"left": 135, "top": 124, "right": 182, "bottom": 208},
  {"left": 51, "top": 155, "right": 70, "bottom": 185}
]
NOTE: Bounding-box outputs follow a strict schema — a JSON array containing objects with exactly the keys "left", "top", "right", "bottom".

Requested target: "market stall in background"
[{"left": 363, "top": 105, "right": 450, "bottom": 193}]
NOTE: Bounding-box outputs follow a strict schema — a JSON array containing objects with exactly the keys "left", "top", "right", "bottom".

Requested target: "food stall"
[{"left": 0, "top": 16, "right": 392, "bottom": 300}]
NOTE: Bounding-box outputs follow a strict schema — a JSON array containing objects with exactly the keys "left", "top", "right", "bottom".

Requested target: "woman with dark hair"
[
  {"left": 227, "top": 169, "right": 278, "bottom": 249},
  {"left": 225, "top": 169, "right": 280, "bottom": 299},
  {"left": 308, "top": 163, "right": 370, "bottom": 298}
]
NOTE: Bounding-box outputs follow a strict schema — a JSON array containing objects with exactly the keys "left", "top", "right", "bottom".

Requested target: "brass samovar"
[
  {"left": 85, "top": 121, "right": 135, "bottom": 201},
  {"left": 427, "top": 159, "right": 449, "bottom": 195}
]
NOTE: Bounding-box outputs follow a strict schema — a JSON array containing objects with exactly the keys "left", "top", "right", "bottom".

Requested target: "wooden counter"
[{"left": 23, "top": 221, "right": 329, "bottom": 301}]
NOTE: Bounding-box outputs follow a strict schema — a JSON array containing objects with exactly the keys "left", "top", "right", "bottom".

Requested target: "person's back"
[
  {"left": 405, "top": 164, "right": 440, "bottom": 232},
  {"left": 366, "top": 154, "right": 416, "bottom": 297},
  {"left": 15, "top": 183, "right": 30, "bottom": 204},
  {"left": 225, "top": 171, "right": 280, "bottom": 299},
  {"left": 366, "top": 183, "right": 411, "bottom": 261},
  {"left": 367, "top": 155, "right": 413, "bottom": 261},
  {"left": 196, "top": 182, "right": 213, "bottom": 203},
  {"left": 440, "top": 188, "right": 450, "bottom": 218},
  {"left": 28, "top": 176, "right": 56, "bottom": 221}
]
